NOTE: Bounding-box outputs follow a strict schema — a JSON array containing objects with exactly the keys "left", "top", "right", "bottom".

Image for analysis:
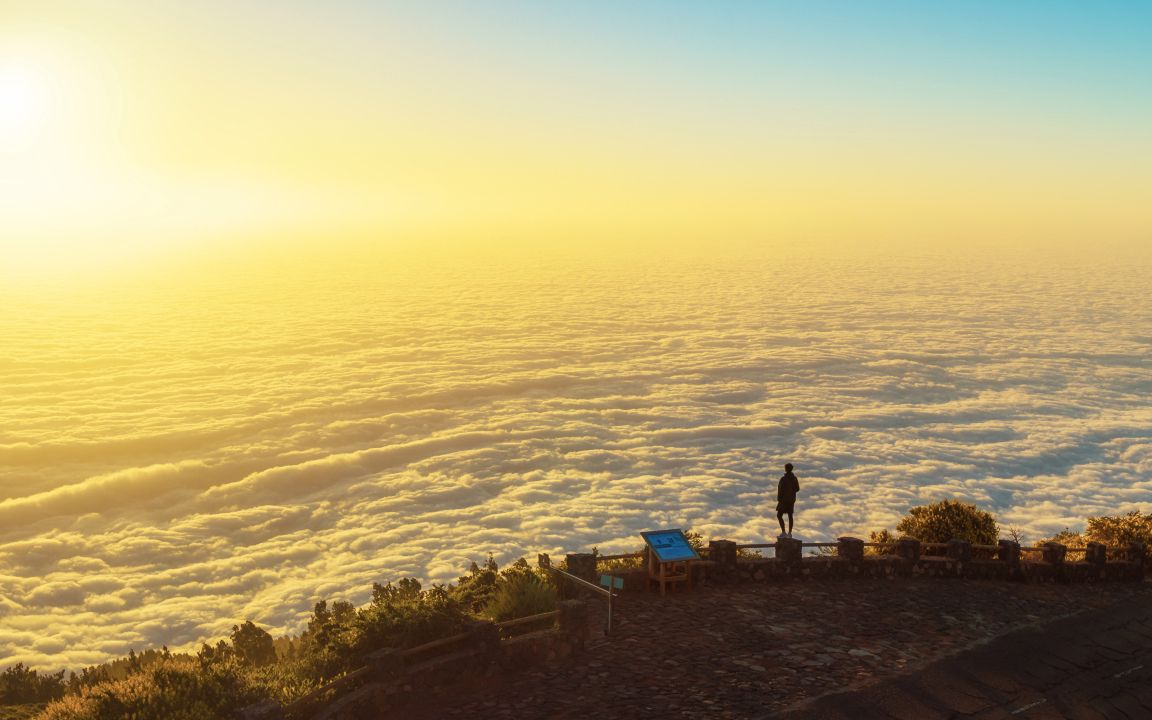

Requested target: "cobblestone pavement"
[
  {"left": 400, "top": 579, "right": 1152, "bottom": 720},
  {"left": 779, "top": 590, "right": 1152, "bottom": 719}
]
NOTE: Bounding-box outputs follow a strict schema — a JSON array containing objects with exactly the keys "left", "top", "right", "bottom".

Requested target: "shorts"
[{"left": 776, "top": 500, "right": 795, "bottom": 514}]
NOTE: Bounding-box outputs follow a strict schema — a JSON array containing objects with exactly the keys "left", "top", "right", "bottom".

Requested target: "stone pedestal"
[
  {"left": 837, "top": 537, "right": 864, "bottom": 564},
  {"left": 468, "top": 619, "right": 501, "bottom": 661},
  {"left": 557, "top": 600, "right": 589, "bottom": 648},
  {"left": 1128, "top": 541, "right": 1146, "bottom": 570},
  {"left": 1042, "top": 542, "right": 1067, "bottom": 565},
  {"left": 565, "top": 553, "right": 597, "bottom": 583},
  {"left": 947, "top": 539, "right": 972, "bottom": 563},
  {"left": 709, "top": 539, "right": 738, "bottom": 568},
  {"left": 775, "top": 537, "right": 802, "bottom": 564},
  {"left": 895, "top": 538, "right": 921, "bottom": 562},
  {"left": 1086, "top": 542, "right": 1107, "bottom": 566},
  {"left": 997, "top": 540, "right": 1020, "bottom": 565}
]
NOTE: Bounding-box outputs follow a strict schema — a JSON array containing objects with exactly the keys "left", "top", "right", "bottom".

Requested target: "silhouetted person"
[{"left": 777, "top": 463, "right": 799, "bottom": 537}]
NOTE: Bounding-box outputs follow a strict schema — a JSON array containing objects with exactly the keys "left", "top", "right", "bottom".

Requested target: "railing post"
[
  {"left": 947, "top": 539, "right": 972, "bottom": 563},
  {"left": 837, "top": 537, "right": 864, "bottom": 565},
  {"left": 565, "top": 553, "right": 597, "bottom": 583},
  {"left": 998, "top": 540, "right": 1021, "bottom": 575},
  {"left": 708, "top": 539, "right": 738, "bottom": 569},
  {"left": 1128, "top": 541, "right": 1146, "bottom": 574},
  {"left": 468, "top": 619, "right": 501, "bottom": 662},
  {"left": 1085, "top": 542, "right": 1107, "bottom": 566},
  {"left": 895, "top": 537, "right": 921, "bottom": 563},
  {"left": 1042, "top": 542, "right": 1067, "bottom": 565},
  {"left": 775, "top": 537, "right": 802, "bottom": 565},
  {"left": 557, "top": 599, "right": 590, "bottom": 650}
]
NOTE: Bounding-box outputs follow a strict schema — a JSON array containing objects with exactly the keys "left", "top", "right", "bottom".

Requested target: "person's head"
[{"left": 784, "top": 463, "right": 793, "bottom": 472}]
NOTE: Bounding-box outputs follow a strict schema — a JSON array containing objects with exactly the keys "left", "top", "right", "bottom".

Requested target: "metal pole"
[{"left": 606, "top": 581, "right": 613, "bottom": 636}]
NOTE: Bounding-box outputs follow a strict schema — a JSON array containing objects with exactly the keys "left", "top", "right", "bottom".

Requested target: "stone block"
[
  {"left": 775, "top": 537, "right": 802, "bottom": 564},
  {"left": 1042, "top": 542, "right": 1066, "bottom": 565},
  {"left": 557, "top": 599, "right": 590, "bottom": 645},
  {"left": 837, "top": 536, "right": 864, "bottom": 564},
  {"left": 1085, "top": 542, "right": 1107, "bottom": 566},
  {"left": 947, "top": 539, "right": 972, "bottom": 563},
  {"left": 565, "top": 553, "right": 597, "bottom": 583},
  {"left": 997, "top": 540, "right": 1021, "bottom": 569}
]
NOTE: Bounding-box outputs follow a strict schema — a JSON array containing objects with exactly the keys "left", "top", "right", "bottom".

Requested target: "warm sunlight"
[{"left": 0, "top": 61, "right": 52, "bottom": 154}]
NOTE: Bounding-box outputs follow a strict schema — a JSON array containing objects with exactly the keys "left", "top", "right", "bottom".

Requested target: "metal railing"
[{"left": 550, "top": 566, "right": 618, "bottom": 635}]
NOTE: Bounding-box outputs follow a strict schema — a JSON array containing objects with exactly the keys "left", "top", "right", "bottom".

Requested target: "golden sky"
[{"left": 2, "top": 1, "right": 1150, "bottom": 283}]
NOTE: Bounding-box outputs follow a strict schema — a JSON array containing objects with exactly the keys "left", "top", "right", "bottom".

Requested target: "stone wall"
[{"left": 636, "top": 538, "right": 1150, "bottom": 591}]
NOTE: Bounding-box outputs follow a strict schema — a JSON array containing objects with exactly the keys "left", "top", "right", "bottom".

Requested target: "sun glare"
[{"left": 0, "top": 62, "right": 52, "bottom": 155}]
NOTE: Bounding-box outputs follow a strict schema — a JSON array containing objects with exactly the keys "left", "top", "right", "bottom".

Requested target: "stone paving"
[
  {"left": 784, "top": 590, "right": 1152, "bottom": 719},
  {"left": 398, "top": 578, "right": 1152, "bottom": 720}
]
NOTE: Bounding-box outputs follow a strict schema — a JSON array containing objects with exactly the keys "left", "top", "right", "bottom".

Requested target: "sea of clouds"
[{"left": 1, "top": 247, "right": 1150, "bottom": 670}]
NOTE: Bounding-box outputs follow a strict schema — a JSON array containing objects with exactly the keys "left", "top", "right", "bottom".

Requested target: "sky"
[
  {"left": 1, "top": 1, "right": 1151, "bottom": 672},
  {"left": 1, "top": 1, "right": 1150, "bottom": 281}
]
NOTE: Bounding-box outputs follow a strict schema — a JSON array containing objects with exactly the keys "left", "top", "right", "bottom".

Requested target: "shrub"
[
  {"left": 353, "top": 580, "right": 472, "bottom": 661},
  {"left": 37, "top": 656, "right": 272, "bottom": 720},
  {"left": 866, "top": 529, "right": 896, "bottom": 556},
  {"left": 230, "top": 622, "right": 276, "bottom": 668},
  {"left": 483, "top": 572, "right": 558, "bottom": 624},
  {"left": 894, "top": 499, "right": 999, "bottom": 546},
  {"left": 0, "top": 664, "right": 65, "bottom": 705},
  {"left": 1040, "top": 511, "right": 1152, "bottom": 553}
]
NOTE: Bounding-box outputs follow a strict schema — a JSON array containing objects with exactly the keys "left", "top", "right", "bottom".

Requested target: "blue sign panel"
[
  {"left": 599, "top": 575, "right": 625, "bottom": 589},
  {"left": 641, "top": 529, "right": 701, "bottom": 562}
]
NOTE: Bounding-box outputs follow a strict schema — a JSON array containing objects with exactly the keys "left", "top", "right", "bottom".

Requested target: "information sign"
[{"left": 640, "top": 529, "right": 701, "bottom": 563}]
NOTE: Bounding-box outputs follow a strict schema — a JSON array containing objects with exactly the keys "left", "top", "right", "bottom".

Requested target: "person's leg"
[
  {"left": 777, "top": 511, "right": 786, "bottom": 535},
  {"left": 787, "top": 512, "right": 794, "bottom": 535}
]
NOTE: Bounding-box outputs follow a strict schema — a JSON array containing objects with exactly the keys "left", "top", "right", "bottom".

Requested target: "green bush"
[
  {"left": 1040, "top": 511, "right": 1152, "bottom": 552},
  {"left": 893, "top": 499, "right": 999, "bottom": 546},
  {"left": 483, "top": 572, "right": 558, "bottom": 623},
  {"left": 0, "top": 664, "right": 65, "bottom": 705},
  {"left": 37, "top": 656, "right": 272, "bottom": 720}
]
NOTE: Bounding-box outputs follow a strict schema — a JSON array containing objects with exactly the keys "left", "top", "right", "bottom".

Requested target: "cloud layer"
[{"left": 1, "top": 249, "right": 1150, "bottom": 670}]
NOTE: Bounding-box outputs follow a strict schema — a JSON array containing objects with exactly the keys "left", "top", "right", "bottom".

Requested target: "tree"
[
  {"left": 230, "top": 621, "right": 277, "bottom": 667},
  {"left": 0, "top": 663, "right": 66, "bottom": 704},
  {"left": 893, "top": 499, "right": 999, "bottom": 545},
  {"left": 1040, "top": 511, "right": 1152, "bottom": 550}
]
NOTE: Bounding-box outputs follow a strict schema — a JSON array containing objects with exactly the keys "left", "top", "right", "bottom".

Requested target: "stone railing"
[
  {"left": 240, "top": 601, "right": 590, "bottom": 720},
  {"left": 565, "top": 538, "right": 1147, "bottom": 591}
]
